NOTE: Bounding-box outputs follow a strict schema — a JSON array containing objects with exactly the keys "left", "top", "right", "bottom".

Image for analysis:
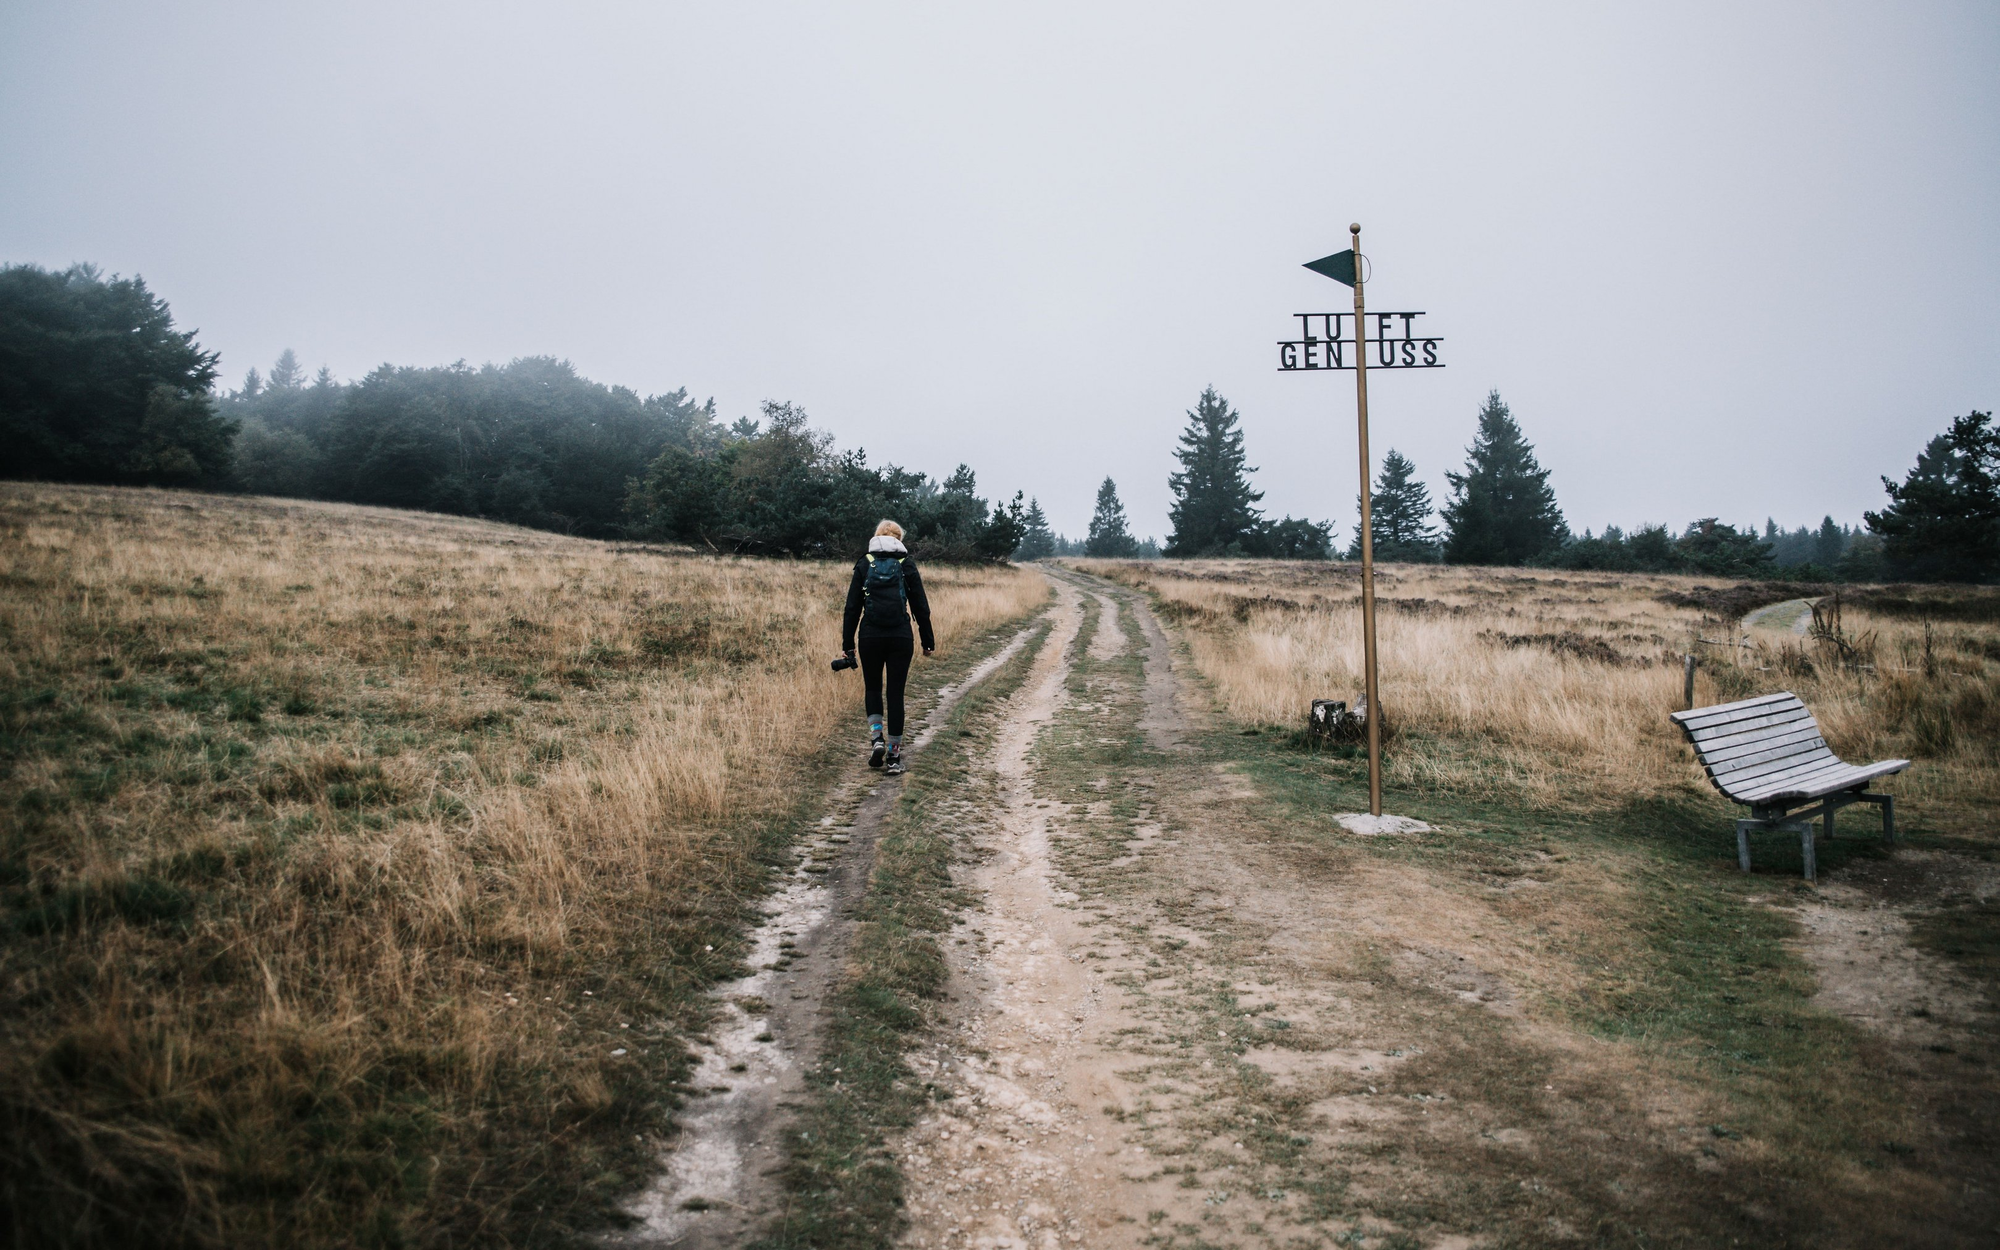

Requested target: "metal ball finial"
[{"left": 1349, "top": 222, "right": 1361, "bottom": 233}]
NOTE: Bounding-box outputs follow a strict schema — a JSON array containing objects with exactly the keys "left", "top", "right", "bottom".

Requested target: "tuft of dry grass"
[
  {"left": 0, "top": 482, "right": 1043, "bottom": 1247},
  {"left": 1076, "top": 558, "right": 1999, "bottom": 830}
]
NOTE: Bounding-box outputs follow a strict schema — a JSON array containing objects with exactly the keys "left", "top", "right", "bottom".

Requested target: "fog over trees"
[{"left": 0, "top": 263, "right": 1987, "bottom": 580}]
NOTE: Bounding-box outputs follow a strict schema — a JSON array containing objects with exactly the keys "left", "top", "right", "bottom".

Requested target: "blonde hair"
[{"left": 874, "top": 519, "right": 905, "bottom": 540}]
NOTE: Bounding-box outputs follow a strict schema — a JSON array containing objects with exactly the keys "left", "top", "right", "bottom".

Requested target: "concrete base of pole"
[{"left": 1334, "top": 812, "right": 1432, "bottom": 836}]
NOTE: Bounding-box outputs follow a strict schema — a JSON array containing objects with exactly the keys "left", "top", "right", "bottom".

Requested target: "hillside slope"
[{"left": 0, "top": 483, "right": 1041, "bottom": 1247}]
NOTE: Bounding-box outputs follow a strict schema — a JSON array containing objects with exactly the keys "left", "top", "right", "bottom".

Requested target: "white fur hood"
[{"left": 867, "top": 536, "right": 908, "bottom": 555}]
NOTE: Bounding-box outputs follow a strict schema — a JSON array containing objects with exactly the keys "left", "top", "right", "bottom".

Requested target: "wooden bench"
[{"left": 1669, "top": 691, "right": 1908, "bottom": 880}]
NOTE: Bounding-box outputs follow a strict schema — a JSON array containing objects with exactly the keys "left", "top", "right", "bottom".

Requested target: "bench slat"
[
  {"left": 1699, "top": 723, "right": 1826, "bottom": 766},
  {"left": 1708, "top": 738, "right": 1836, "bottom": 781},
  {"left": 1691, "top": 727, "right": 1818, "bottom": 761},
  {"left": 1741, "top": 759, "right": 1911, "bottom": 804},
  {"left": 1722, "top": 752, "right": 1853, "bottom": 789},
  {"left": 1688, "top": 704, "right": 1816, "bottom": 740},
  {"left": 1712, "top": 728, "right": 1832, "bottom": 764},
  {"left": 1715, "top": 751, "right": 1844, "bottom": 792},
  {"left": 1729, "top": 759, "right": 1862, "bottom": 802},
  {"left": 1674, "top": 693, "right": 1804, "bottom": 731},
  {"left": 1684, "top": 706, "right": 1814, "bottom": 745},
  {"left": 1741, "top": 772, "right": 1866, "bottom": 804},
  {"left": 1713, "top": 758, "right": 1843, "bottom": 799},
  {"left": 1671, "top": 691, "right": 1798, "bottom": 725}
]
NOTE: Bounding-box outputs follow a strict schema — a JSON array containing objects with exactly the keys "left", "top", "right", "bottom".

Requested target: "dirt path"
[
  {"left": 612, "top": 623, "right": 1041, "bottom": 1248},
  {"left": 895, "top": 572, "right": 1182, "bottom": 1249},
  {"left": 1743, "top": 596, "right": 1818, "bottom": 635}
]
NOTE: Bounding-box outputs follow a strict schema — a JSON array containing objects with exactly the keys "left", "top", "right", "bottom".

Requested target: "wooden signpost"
[{"left": 1282, "top": 224, "right": 1444, "bottom": 816}]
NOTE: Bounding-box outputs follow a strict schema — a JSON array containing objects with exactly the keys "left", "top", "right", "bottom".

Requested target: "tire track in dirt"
[
  {"left": 611, "top": 620, "right": 1043, "bottom": 1248},
  {"left": 896, "top": 572, "right": 1228, "bottom": 1249}
]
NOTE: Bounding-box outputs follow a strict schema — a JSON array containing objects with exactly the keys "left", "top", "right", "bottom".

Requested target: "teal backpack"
[{"left": 862, "top": 554, "right": 909, "bottom": 628}]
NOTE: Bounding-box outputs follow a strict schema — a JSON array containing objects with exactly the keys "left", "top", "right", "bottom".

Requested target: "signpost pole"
[{"left": 1350, "top": 222, "right": 1383, "bottom": 817}]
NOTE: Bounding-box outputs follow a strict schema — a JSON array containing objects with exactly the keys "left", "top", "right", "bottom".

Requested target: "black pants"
[{"left": 858, "top": 636, "right": 915, "bottom": 738}]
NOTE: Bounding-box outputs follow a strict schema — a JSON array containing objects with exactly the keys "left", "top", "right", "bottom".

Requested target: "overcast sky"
[{"left": 4, "top": 2, "right": 1996, "bottom": 541}]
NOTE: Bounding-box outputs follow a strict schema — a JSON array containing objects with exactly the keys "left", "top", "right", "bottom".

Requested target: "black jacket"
[{"left": 842, "top": 540, "right": 934, "bottom": 651}]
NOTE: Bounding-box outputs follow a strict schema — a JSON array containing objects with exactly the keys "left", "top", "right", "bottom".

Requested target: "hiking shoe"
[
  {"left": 868, "top": 734, "right": 887, "bottom": 769},
  {"left": 883, "top": 746, "right": 905, "bottom": 776}
]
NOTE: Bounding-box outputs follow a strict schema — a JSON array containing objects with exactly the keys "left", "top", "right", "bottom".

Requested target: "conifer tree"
[
  {"left": 1085, "top": 477, "right": 1138, "bottom": 557},
  {"left": 1674, "top": 518, "right": 1774, "bottom": 577},
  {"left": 1166, "top": 387, "right": 1264, "bottom": 556},
  {"left": 1441, "top": 390, "right": 1567, "bottom": 565},
  {"left": 1346, "top": 448, "right": 1438, "bottom": 561},
  {"left": 267, "top": 348, "right": 305, "bottom": 391},
  {"left": 0, "top": 262, "right": 233, "bottom": 486},
  {"left": 1015, "top": 496, "right": 1056, "bottom": 560},
  {"left": 1865, "top": 411, "right": 2000, "bottom": 582}
]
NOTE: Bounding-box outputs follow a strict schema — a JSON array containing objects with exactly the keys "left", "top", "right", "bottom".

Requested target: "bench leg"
[
  {"left": 1824, "top": 803, "right": 1835, "bottom": 841},
  {"left": 1883, "top": 794, "right": 1895, "bottom": 844},
  {"left": 1800, "top": 814, "right": 1818, "bottom": 882},
  {"left": 1735, "top": 821, "right": 1754, "bottom": 872}
]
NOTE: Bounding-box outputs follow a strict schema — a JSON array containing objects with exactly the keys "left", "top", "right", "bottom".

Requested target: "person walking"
[{"left": 841, "top": 519, "right": 934, "bottom": 775}]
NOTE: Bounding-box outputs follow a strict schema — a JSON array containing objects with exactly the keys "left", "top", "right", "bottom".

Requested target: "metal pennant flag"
[{"left": 1302, "top": 249, "right": 1358, "bottom": 286}]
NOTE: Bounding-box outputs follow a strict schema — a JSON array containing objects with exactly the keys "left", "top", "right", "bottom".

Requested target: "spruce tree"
[
  {"left": 1266, "top": 516, "right": 1335, "bottom": 559},
  {"left": 1015, "top": 496, "right": 1056, "bottom": 560},
  {"left": 1165, "top": 387, "right": 1264, "bottom": 556},
  {"left": 1346, "top": 448, "right": 1438, "bottom": 561},
  {"left": 1865, "top": 412, "right": 2000, "bottom": 582},
  {"left": 1675, "top": 518, "right": 1775, "bottom": 577},
  {"left": 0, "top": 262, "right": 233, "bottom": 485},
  {"left": 1085, "top": 477, "right": 1138, "bottom": 557},
  {"left": 1440, "top": 390, "right": 1567, "bottom": 565},
  {"left": 268, "top": 348, "right": 305, "bottom": 392}
]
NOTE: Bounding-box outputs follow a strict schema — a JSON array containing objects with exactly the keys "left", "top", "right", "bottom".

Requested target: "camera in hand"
[{"left": 830, "top": 654, "right": 857, "bottom": 672}]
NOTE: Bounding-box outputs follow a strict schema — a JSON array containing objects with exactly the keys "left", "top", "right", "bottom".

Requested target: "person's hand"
[{"left": 923, "top": 646, "right": 934, "bottom": 657}]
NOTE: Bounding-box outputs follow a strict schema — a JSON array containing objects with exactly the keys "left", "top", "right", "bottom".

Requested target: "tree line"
[
  {"left": 5, "top": 261, "right": 1991, "bottom": 580},
  {"left": 1, "top": 263, "right": 1022, "bottom": 560},
  {"left": 1012, "top": 481, "right": 1163, "bottom": 560},
  {"left": 1047, "top": 381, "right": 1992, "bottom": 582}
]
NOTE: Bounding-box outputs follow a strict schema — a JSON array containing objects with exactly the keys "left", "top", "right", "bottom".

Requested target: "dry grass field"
[
  {"left": 0, "top": 483, "right": 1043, "bottom": 1247},
  {"left": 1077, "top": 557, "right": 2000, "bottom": 833}
]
